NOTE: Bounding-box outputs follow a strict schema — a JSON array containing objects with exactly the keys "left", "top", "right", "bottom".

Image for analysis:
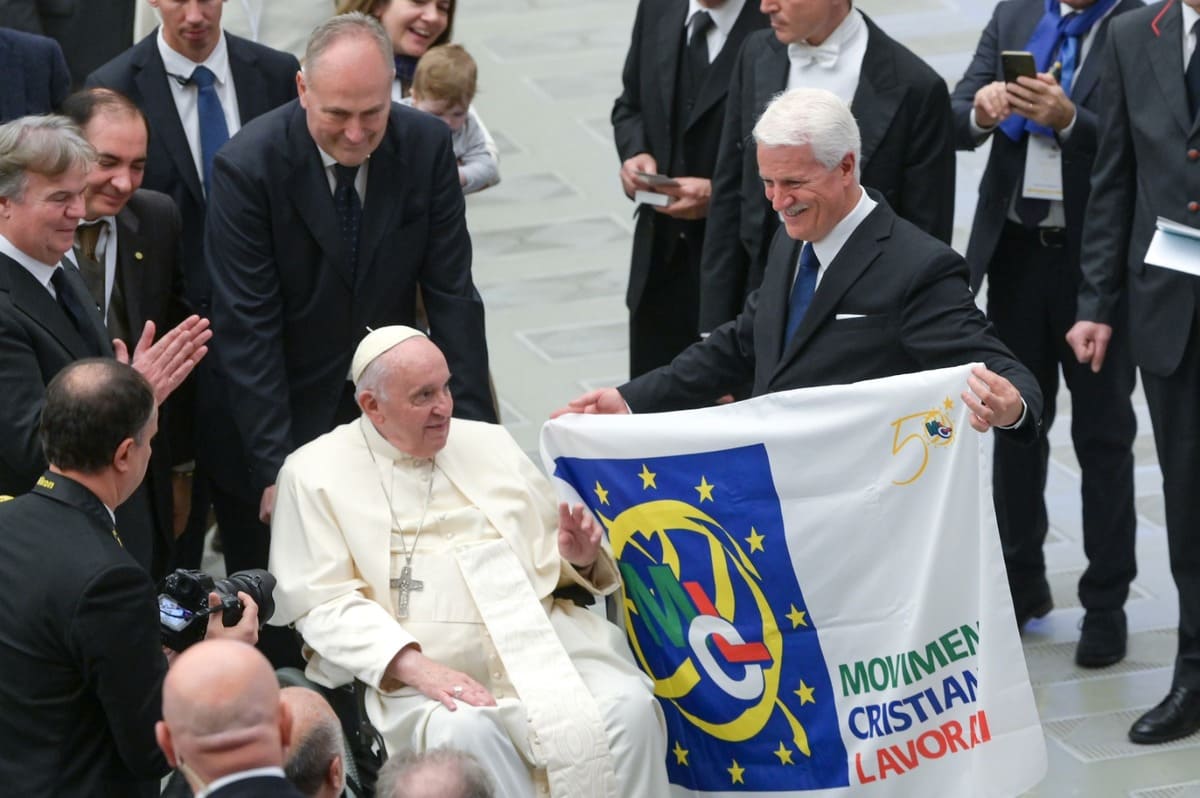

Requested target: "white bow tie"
[{"left": 788, "top": 41, "right": 840, "bottom": 69}]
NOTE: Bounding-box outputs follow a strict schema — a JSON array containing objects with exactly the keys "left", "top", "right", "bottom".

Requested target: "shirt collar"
[
  {"left": 157, "top": 27, "right": 231, "bottom": 86},
  {"left": 1184, "top": 3, "right": 1200, "bottom": 38},
  {"left": 809, "top": 186, "right": 877, "bottom": 268},
  {"left": 359, "top": 415, "right": 436, "bottom": 466},
  {"left": 195, "top": 767, "right": 287, "bottom": 798},
  {"left": 686, "top": 0, "right": 746, "bottom": 37},
  {"left": 0, "top": 231, "right": 62, "bottom": 287},
  {"left": 787, "top": 7, "right": 864, "bottom": 68}
]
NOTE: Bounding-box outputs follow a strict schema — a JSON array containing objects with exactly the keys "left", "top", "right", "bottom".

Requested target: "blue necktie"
[
  {"left": 1058, "top": 33, "right": 1080, "bottom": 95},
  {"left": 190, "top": 66, "right": 229, "bottom": 196},
  {"left": 333, "top": 164, "right": 362, "bottom": 275},
  {"left": 785, "top": 242, "right": 819, "bottom": 342}
]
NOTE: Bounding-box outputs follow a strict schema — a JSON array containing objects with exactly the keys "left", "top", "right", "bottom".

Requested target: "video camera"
[{"left": 158, "top": 568, "right": 277, "bottom": 652}]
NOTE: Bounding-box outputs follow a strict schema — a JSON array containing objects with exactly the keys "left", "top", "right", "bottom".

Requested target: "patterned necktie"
[
  {"left": 333, "top": 164, "right": 362, "bottom": 275},
  {"left": 74, "top": 221, "right": 106, "bottom": 312},
  {"left": 189, "top": 65, "right": 230, "bottom": 196},
  {"left": 785, "top": 243, "right": 820, "bottom": 342}
]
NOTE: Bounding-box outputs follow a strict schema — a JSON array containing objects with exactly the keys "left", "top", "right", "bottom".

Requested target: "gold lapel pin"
[{"left": 134, "top": 251, "right": 144, "bottom": 260}]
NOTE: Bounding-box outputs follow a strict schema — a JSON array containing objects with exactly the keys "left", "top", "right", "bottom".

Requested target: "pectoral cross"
[{"left": 390, "top": 564, "right": 424, "bottom": 618}]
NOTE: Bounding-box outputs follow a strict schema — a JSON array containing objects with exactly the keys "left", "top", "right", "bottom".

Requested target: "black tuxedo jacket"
[
  {"left": 952, "top": 0, "right": 1143, "bottom": 290},
  {"left": 621, "top": 194, "right": 1042, "bottom": 437},
  {"left": 698, "top": 16, "right": 956, "bottom": 331},
  {"left": 0, "top": 473, "right": 167, "bottom": 798},
  {"left": 207, "top": 100, "right": 495, "bottom": 492},
  {"left": 611, "top": 0, "right": 767, "bottom": 312},
  {"left": 0, "top": 27, "right": 69, "bottom": 122},
  {"left": 1078, "top": 0, "right": 1200, "bottom": 377}
]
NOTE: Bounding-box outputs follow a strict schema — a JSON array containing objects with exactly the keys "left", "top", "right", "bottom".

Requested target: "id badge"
[{"left": 1022, "top": 135, "right": 1064, "bottom": 201}]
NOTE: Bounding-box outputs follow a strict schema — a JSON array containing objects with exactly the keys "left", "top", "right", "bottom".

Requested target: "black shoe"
[
  {"left": 1012, "top": 581, "right": 1053, "bottom": 630},
  {"left": 1129, "top": 686, "right": 1200, "bottom": 744},
  {"left": 1075, "top": 609, "right": 1127, "bottom": 668}
]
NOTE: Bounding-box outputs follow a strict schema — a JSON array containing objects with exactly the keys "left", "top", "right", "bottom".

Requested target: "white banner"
[{"left": 540, "top": 365, "right": 1045, "bottom": 796}]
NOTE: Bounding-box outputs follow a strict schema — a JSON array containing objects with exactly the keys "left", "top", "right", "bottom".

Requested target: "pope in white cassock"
[{"left": 268, "top": 326, "right": 670, "bottom": 798}]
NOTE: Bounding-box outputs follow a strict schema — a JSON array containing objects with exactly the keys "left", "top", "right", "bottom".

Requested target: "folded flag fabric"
[{"left": 541, "top": 364, "right": 1045, "bottom": 796}]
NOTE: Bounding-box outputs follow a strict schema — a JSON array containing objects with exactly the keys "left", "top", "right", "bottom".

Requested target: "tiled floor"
[{"left": 453, "top": 0, "right": 1200, "bottom": 793}]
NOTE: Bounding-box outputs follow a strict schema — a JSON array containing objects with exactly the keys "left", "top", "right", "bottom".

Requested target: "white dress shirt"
[
  {"left": 796, "top": 187, "right": 877, "bottom": 291},
  {"left": 686, "top": 0, "right": 747, "bottom": 62},
  {"left": 1184, "top": 3, "right": 1200, "bottom": 69},
  {"left": 157, "top": 30, "right": 243, "bottom": 193},
  {"left": 786, "top": 8, "right": 868, "bottom": 105},
  {"left": 0, "top": 232, "right": 60, "bottom": 294}
]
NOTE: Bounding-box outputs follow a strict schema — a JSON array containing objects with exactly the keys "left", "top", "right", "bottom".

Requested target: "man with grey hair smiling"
[
  {"left": 0, "top": 113, "right": 211, "bottom": 572},
  {"left": 559, "top": 88, "right": 1042, "bottom": 442}
]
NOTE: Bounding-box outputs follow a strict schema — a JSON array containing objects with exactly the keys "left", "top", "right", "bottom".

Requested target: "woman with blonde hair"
[{"left": 335, "top": 0, "right": 456, "bottom": 99}]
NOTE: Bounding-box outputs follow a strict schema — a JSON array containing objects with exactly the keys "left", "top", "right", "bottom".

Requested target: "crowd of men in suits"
[{"left": 2, "top": 0, "right": 1200, "bottom": 792}]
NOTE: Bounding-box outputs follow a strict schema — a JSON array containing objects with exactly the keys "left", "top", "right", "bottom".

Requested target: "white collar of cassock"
[
  {"left": 787, "top": 7, "right": 864, "bottom": 69},
  {"left": 358, "top": 415, "right": 435, "bottom": 466}
]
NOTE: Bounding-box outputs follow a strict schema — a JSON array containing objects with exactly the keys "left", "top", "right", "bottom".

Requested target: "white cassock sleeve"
[{"left": 269, "top": 456, "right": 417, "bottom": 690}]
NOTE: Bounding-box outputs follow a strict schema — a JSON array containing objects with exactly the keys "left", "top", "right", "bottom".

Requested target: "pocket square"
[{"left": 834, "top": 313, "right": 867, "bottom": 320}]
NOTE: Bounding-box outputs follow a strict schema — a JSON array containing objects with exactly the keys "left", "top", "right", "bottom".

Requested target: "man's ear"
[
  {"left": 155, "top": 720, "right": 178, "bottom": 768},
  {"left": 296, "top": 70, "right": 309, "bottom": 108},
  {"left": 278, "top": 697, "right": 294, "bottom": 750},
  {"left": 330, "top": 752, "right": 345, "bottom": 792},
  {"left": 112, "top": 437, "right": 136, "bottom": 474}
]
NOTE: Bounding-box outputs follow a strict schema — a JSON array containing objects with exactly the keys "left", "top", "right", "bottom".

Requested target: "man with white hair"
[
  {"left": 376, "top": 748, "right": 493, "bottom": 798},
  {"left": 268, "top": 326, "right": 669, "bottom": 798},
  {"left": 560, "top": 88, "right": 1041, "bottom": 439}
]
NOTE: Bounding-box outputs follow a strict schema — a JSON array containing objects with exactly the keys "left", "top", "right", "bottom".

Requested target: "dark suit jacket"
[
  {"left": 110, "top": 189, "right": 192, "bottom": 562},
  {"left": 1078, "top": 0, "right": 1199, "bottom": 377},
  {"left": 621, "top": 194, "right": 1042, "bottom": 437},
  {"left": 0, "top": 0, "right": 74, "bottom": 34},
  {"left": 207, "top": 100, "right": 495, "bottom": 493},
  {"left": 209, "top": 774, "right": 306, "bottom": 797},
  {"left": 698, "top": 15, "right": 957, "bottom": 331},
  {"left": 0, "top": 251, "right": 112, "bottom": 495},
  {"left": 952, "top": 0, "right": 1143, "bottom": 290},
  {"left": 0, "top": 26, "right": 69, "bottom": 121},
  {"left": 611, "top": 0, "right": 767, "bottom": 312},
  {"left": 39, "top": 0, "right": 134, "bottom": 89},
  {"left": 87, "top": 30, "right": 300, "bottom": 498},
  {"left": 0, "top": 473, "right": 167, "bottom": 798}
]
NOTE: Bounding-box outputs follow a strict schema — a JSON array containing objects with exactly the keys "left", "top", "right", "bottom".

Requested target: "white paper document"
[
  {"left": 1022, "top": 135, "right": 1063, "bottom": 201},
  {"left": 1145, "top": 217, "right": 1200, "bottom": 277}
]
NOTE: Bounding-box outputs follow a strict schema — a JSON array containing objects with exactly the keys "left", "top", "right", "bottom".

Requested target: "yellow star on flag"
[
  {"left": 773, "top": 741, "right": 795, "bottom": 765},
  {"left": 785, "top": 604, "right": 808, "bottom": 628},
  {"left": 672, "top": 740, "right": 689, "bottom": 766},
  {"left": 744, "top": 527, "right": 765, "bottom": 553},
  {"left": 943, "top": 396, "right": 954, "bottom": 411},
  {"left": 728, "top": 760, "right": 745, "bottom": 785},
  {"left": 593, "top": 481, "right": 609, "bottom": 505},
  {"left": 638, "top": 464, "right": 657, "bottom": 489},
  {"left": 695, "top": 475, "right": 715, "bottom": 502},
  {"left": 794, "top": 680, "right": 816, "bottom": 705}
]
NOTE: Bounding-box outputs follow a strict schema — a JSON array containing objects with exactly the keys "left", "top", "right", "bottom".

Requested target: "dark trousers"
[
  {"left": 1142, "top": 300, "right": 1200, "bottom": 688},
  {"left": 209, "top": 480, "right": 305, "bottom": 670},
  {"left": 629, "top": 231, "right": 701, "bottom": 378},
  {"left": 986, "top": 223, "right": 1138, "bottom": 610}
]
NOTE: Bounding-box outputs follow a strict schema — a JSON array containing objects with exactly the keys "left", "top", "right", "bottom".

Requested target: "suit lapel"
[
  {"left": 357, "top": 119, "right": 408, "bottom": 291},
  {"left": 1145, "top": 2, "right": 1194, "bottom": 135},
  {"left": 854, "top": 17, "right": 906, "bottom": 167},
  {"left": 687, "top": 1, "right": 759, "bottom": 129},
  {"left": 228, "top": 34, "right": 273, "bottom": 123},
  {"left": 2, "top": 255, "right": 95, "bottom": 359},
  {"left": 757, "top": 236, "right": 802, "bottom": 375},
  {"left": 133, "top": 42, "right": 206, "bottom": 207},
  {"left": 60, "top": 262, "right": 114, "bottom": 357},
  {"left": 284, "top": 105, "right": 353, "bottom": 289},
  {"left": 773, "top": 201, "right": 887, "bottom": 377},
  {"left": 656, "top": 1, "right": 686, "bottom": 134},
  {"left": 755, "top": 37, "right": 790, "bottom": 122},
  {"left": 1071, "top": 0, "right": 1139, "bottom": 105},
  {"left": 114, "top": 207, "right": 146, "bottom": 338}
]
